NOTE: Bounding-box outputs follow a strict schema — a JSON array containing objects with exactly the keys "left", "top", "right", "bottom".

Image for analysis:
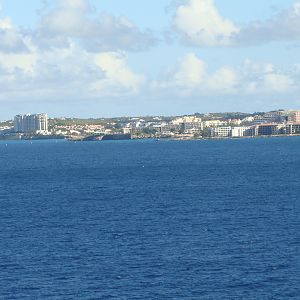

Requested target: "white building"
[
  {"left": 210, "top": 126, "right": 253, "bottom": 137},
  {"left": 241, "top": 116, "right": 254, "bottom": 123},
  {"left": 172, "top": 116, "right": 202, "bottom": 125},
  {"left": 228, "top": 119, "right": 242, "bottom": 126},
  {"left": 203, "top": 120, "right": 226, "bottom": 128},
  {"left": 209, "top": 126, "right": 232, "bottom": 137},
  {"left": 231, "top": 126, "right": 252, "bottom": 137},
  {"left": 14, "top": 113, "right": 48, "bottom": 134}
]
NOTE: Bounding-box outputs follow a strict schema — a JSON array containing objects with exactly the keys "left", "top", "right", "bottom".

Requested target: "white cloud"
[
  {"left": 58, "top": 0, "right": 89, "bottom": 10},
  {"left": 174, "top": 0, "right": 239, "bottom": 47},
  {"left": 262, "top": 73, "right": 295, "bottom": 93},
  {"left": 93, "top": 52, "right": 145, "bottom": 95},
  {"left": 39, "top": 0, "right": 92, "bottom": 38},
  {"left": 154, "top": 53, "right": 238, "bottom": 94},
  {"left": 208, "top": 66, "right": 237, "bottom": 92},
  {"left": 0, "top": 46, "right": 145, "bottom": 102},
  {"left": 174, "top": 53, "right": 206, "bottom": 87},
  {"left": 36, "top": 0, "right": 157, "bottom": 52},
  {"left": 0, "top": 52, "right": 36, "bottom": 73},
  {"left": 236, "top": 1, "right": 300, "bottom": 45},
  {"left": 0, "top": 17, "right": 28, "bottom": 53},
  {"left": 0, "top": 0, "right": 149, "bottom": 103},
  {"left": 0, "top": 17, "right": 12, "bottom": 29},
  {"left": 154, "top": 53, "right": 298, "bottom": 96},
  {"left": 0, "top": 0, "right": 299, "bottom": 112},
  {"left": 173, "top": 0, "right": 300, "bottom": 47}
]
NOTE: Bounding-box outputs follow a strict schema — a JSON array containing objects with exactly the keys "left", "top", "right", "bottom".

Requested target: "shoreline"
[{"left": 1, "top": 133, "right": 300, "bottom": 142}]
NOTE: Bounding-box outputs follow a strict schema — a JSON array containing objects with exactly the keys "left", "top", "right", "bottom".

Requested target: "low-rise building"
[
  {"left": 228, "top": 119, "right": 242, "bottom": 126},
  {"left": 203, "top": 120, "right": 226, "bottom": 128},
  {"left": 209, "top": 126, "right": 232, "bottom": 137},
  {"left": 172, "top": 116, "right": 202, "bottom": 125}
]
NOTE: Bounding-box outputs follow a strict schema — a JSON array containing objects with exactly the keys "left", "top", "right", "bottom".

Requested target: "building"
[
  {"left": 172, "top": 116, "right": 202, "bottom": 125},
  {"left": 241, "top": 116, "right": 255, "bottom": 124},
  {"left": 203, "top": 120, "right": 226, "bottom": 128},
  {"left": 209, "top": 126, "right": 253, "bottom": 137},
  {"left": 14, "top": 113, "right": 48, "bottom": 134},
  {"left": 228, "top": 119, "right": 242, "bottom": 126},
  {"left": 231, "top": 126, "right": 252, "bottom": 137},
  {"left": 253, "top": 111, "right": 286, "bottom": 125},
  {"left": 122, "top": 127, "right": 132, "bottom": 134},
  {"left": 209, "top": 126, "right": 232, "bottom": 137},
  {"left": 172, "top": 115, "right": 203, "bottom": 133},
  {"left": 256, "top": 124, "right": 281, "bottom": 136},
  {"left": 288, "top": 111, "right": 300, "bottom": 123},
  {"left": 283, "top": 123, "right": 300, "bottom": 135}
]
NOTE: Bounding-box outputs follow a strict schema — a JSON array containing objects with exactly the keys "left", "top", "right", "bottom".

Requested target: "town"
[{"left": 1, "top": 109, "right": 300, "bottom": 141}]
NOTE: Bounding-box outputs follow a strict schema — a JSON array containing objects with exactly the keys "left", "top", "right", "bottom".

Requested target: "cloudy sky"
[{"left": 0, "top": 0, "right": 300, "bottom": 119}]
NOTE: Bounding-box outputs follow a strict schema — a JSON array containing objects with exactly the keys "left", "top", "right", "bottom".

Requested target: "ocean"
[{"left": 0, "top": 138, "right": 299, "bottom": 299}]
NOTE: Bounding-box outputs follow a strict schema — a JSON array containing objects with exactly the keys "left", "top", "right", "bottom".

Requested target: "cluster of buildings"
[
  {"left": 1, "top": 109, "right": 300, "bottom": 139},
  {"left": 122, "top": 115, "right": 203, "bottom": 136},
  {"left": 51, "top": 123, "right": 110, "bottom": 136},
  {"left": 208, "top": 110, "right": 300, "bottom": 138},
  {"left": 121, "top": 110, "right": 300, "bottom": 138}
]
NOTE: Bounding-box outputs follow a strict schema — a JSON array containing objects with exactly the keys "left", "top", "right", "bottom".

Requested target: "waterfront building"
[
  {"left": 231, "top": 127, "right": 252, "bottom": 137},
  {"left": 257, "top": 124, "right": 281, "bottom": 136},
  {"left": 210, "top": 126, "right": 254, "bottom": 137},
  {"left": 283, "top": 123, "right": 300, "bottom": 135},
  {"left": 209, "top": 126, "right": 232, "bottom": 137},
  {"left": 172, "top": 116, "right": 202, "bottom": 133},
  {"left": 14, "top": 113, "right": 48, "bottom": 134},
  {"left": 122, "top": 127, "right": 132, "bottom": 134}
]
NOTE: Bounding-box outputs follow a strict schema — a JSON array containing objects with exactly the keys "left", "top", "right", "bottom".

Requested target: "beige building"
[
  {"left": 288, "top": 111, "right": 300, "bottom": 123},
  {"left": 203, "top": 120, "right": 226, "bottom": 128},
  {"left": 172, "top": 116, "right": 202, "bottom": 125}
]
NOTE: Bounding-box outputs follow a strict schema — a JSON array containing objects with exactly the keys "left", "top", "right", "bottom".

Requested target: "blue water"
[{"left": 0, "top": 138, "right": 299, "bottom": 299}]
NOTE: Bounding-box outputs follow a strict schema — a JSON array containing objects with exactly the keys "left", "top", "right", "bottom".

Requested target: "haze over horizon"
[{"left": 0, "top": 0, "right": 300, "bottom": 119}]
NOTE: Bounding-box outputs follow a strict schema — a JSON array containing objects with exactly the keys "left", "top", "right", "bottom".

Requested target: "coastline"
[{"left": 2, "top": 133, "right": 300, "bottom": 142}]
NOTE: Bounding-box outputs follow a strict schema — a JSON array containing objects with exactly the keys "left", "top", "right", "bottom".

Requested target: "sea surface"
[{"left": 0, "top": 138, "right": 299, "bottom": 299}]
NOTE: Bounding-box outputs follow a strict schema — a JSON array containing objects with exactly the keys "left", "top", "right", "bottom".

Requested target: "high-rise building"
[{"left": 14, "top": 113, "right": 48, "bottom": 134}]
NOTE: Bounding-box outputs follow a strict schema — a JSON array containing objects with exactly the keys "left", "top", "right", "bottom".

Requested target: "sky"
[{"left": 0, "top": 0, "right": 299, "bottom": 119}]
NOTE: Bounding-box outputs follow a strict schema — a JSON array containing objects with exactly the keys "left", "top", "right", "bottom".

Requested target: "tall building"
[{"left": 14, "top": 113, "right": 48, "bottom": 134}]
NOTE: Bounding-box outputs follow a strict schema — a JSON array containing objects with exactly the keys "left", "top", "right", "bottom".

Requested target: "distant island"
[{"left": 1, "top": 110, "right": 300, "bottom": 141}]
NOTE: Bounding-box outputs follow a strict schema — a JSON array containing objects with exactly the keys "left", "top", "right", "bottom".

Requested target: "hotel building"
[{"left": 14, "top": 113, "right": 48, "bottom": 134}]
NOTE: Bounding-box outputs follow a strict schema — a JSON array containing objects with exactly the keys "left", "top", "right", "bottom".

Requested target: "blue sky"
[{"left": 0, "top": 0, "right": 299, "bottom": 119}]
